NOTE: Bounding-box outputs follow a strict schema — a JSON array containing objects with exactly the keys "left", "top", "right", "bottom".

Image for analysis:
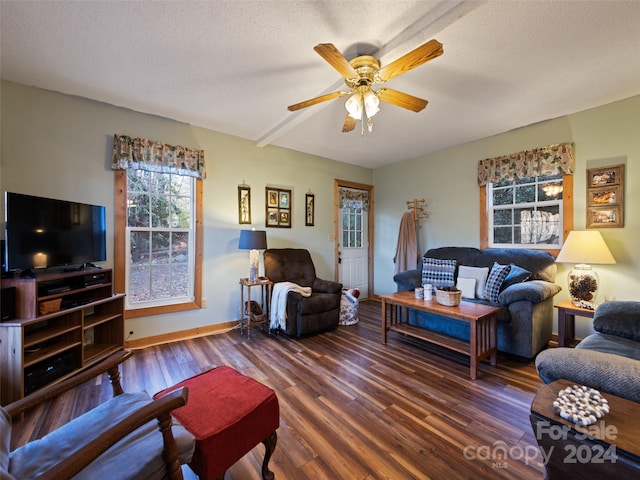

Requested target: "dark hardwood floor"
[{"left": 11, "top": 300, "right": 547, "bottom": 479}]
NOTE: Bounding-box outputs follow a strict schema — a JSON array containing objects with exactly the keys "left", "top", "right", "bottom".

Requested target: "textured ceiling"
[{"left": 2, "top": 0, "right": 639, "bottom": 168}]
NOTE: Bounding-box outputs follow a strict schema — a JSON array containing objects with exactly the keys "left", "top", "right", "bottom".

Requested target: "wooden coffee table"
[
  {"left": 530, "top": 379, "right": 640, "bottom": 478},
  {"left": 380, "top": 291, "right": 499, "bottom": 379}
]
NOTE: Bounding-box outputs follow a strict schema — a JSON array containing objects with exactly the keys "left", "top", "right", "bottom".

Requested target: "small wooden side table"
[
  {"left": 239, "top": 277, "right": 273, "bottom": 338},
  {"left": 554, "top": 300, "right": 596, "bottom": 347}
]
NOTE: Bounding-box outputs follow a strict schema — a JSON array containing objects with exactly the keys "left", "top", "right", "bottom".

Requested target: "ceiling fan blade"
[
  {"left": 288, "top": 91, "right": 346, "bottom": 111},
  {"left": 377, "top": 39, "right": 443, "bottom": 83},
  {"left": 342, "top": 115, "right": 356, "bottom": 133},
  {"left": 377, "top": 88, "right": 428, "bottom": 112},
  {"left": 314, "top": 43, "right": 359, "bottom": 80}
]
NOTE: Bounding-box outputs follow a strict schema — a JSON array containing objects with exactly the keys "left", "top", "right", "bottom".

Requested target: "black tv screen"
[{"left": 4, "top": 192, "right": 107, "bottom": 272}]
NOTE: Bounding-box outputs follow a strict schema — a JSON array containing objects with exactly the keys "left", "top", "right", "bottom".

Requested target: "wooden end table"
[
  {"left": 380, "top": 291, "right": 499, "bottom": 379},
  {"left": 239, "top": 277, "right": 273, "bottom": 338},
  {"left": 530, "top": 379, "right": 640, "bottom": 478},
  {"left": 555, "top": 300, "right": 596, "bottom": 347}
]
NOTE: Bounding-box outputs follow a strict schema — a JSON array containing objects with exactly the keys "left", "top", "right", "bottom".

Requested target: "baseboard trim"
[
  {"left": 126, "top": 299, "right": 380, "bottom": 349},
  {"left": 125, "top": 320, "right": 240, "bottom": 349}
]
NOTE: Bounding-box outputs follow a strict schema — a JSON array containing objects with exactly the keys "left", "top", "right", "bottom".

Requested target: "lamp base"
[
  {"left": 567, "top": 264, "right": 599, "bottom": 307},
  {"left": 248, "top": 249, "right": 259, "bottom": 283}
]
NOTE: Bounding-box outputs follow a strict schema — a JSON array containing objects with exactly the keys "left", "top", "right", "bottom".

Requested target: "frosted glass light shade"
[
  {"left": 363, "top": 91, "right": 380, "bottom": 117},
  {"left": 345, "top": 93, "right": 362, "bottom": 120}
]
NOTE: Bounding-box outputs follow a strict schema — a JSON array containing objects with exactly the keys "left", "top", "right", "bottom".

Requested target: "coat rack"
[{"left": 406, "top": 198, "right": 428, "bottom": 221}]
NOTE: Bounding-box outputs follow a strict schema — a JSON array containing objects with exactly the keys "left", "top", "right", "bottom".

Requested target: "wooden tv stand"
[{"left": 0, "top": 268, "right": 124, "bottom": 405}]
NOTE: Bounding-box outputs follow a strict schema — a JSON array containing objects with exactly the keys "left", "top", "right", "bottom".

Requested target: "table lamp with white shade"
[
  {"left": 238, "top": 229, "right": 267, "bottom": 283},
  {"left": 555, "top": 230, "right": 616, "bottom": 306}
]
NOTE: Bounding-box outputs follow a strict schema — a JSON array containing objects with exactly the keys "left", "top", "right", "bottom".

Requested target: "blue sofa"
[
  {"left": 393, "top": 247, "right": 562, "bottom": 359},
  {"left": 536, "top": 301, "right": 640, "bottom": 403}
]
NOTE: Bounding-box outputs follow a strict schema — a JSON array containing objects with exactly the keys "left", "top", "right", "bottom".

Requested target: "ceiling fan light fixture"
[
  {"left": 345, "top": 93, "right": 363, "bottom": 120},
  {"left": 363, "top": 90, "right": 380, "bottom": 118}
]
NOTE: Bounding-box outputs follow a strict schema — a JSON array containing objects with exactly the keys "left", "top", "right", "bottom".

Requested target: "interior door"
[{"left": 338, "top": 198, "right": 369, "bottom": 298}]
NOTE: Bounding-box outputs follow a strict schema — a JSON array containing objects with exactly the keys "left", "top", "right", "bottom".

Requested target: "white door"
[{"left": 338, "top": 201, "right": 369, "bottom": 298}]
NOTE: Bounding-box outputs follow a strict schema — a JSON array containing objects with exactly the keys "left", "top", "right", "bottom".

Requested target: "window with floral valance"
[
  {"left": 112, "top": 134, "right": 204, "bottom": 318},
  {"left": 478, "top": 143, "right": 574, "bottom": 252}
]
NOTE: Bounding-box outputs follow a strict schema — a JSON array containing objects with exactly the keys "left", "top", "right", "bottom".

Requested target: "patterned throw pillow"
[
  {"left": 500, "top": 263, "right": 532, "bottom": 291},
  {"left": 484, "top": 262, "right": 512, "bottom": 303},
  {"left": 421, "top": 258, "right": 457, "bottom": 291}
]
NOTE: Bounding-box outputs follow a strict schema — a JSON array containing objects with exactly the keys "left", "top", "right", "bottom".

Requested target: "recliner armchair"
[
  {"left": 264, "top": 248, "right": 342, "bottom": 337},
  {"left": 1, "top": 350, "right": 195, "bottom": 480}
]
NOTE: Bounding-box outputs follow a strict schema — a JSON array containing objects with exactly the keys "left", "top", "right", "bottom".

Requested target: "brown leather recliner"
[{"left": 264, "top": 248, "right": 342, "bottom": 337}]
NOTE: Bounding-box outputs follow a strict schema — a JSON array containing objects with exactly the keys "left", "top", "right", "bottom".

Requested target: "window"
[
  {"left": 342, "top": 205, "right": 363, "bottom": 248},
  {"left": 126, "top": 169, "right": 194, "bottom": 308},
  {"left": 477, "top": 143, "right": 574, "bottom": 253},
  {"left": 115, "top": 170, "right": 203, "bottom": 318},
  {"left": 488, "top": 175, "right": 563, "bottom": 248},
  {"left": 480, "top": 174, "right": 573, "bottom": 253}
]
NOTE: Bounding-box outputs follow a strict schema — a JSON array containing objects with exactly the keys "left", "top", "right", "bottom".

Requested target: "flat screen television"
[{"left": 4, "top": 192, "right": 107, "bottom": 272}]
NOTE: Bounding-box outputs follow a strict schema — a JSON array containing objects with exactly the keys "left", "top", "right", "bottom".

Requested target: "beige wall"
[
  {"left": 3, "top": 80, "right": 638, "bottom": 342},
  {"left": 373, "top": 94, "right": 640, "bottom": 338},
  {"left": 0, "top": 81, "right": 373, "bottom": 340}
]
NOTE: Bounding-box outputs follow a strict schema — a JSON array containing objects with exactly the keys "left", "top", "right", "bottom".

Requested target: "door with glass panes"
[{"left": 338, "top": 200, "right": 369, "bottom": 298}]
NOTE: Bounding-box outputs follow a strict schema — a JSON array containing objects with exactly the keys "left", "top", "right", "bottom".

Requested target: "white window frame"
[
  {"left": 114, "top": 170, "right": 203, "bottom": 318},
  {"left": 487, "top": 175, "right": 563, "bottom": 249},
  {"left": 341, "top": 204, "right": 364, "bottom": 249},
  {"left": 124, "top": 170, "right": 196, "bottom": 310}
]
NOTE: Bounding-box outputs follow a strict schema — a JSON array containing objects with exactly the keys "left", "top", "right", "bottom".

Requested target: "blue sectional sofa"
[{"left": 393, "top": 247, "right": 562, "bottom": 359}]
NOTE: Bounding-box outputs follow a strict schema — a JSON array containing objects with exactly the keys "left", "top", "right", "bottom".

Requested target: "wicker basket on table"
[{"left": 435, "top": 288, "right": 462, "bottom": 307}]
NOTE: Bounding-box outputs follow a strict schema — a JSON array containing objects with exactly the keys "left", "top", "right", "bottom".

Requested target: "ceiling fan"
[{"left": 288, "top": 39, "right": 443, "bottom": 134}]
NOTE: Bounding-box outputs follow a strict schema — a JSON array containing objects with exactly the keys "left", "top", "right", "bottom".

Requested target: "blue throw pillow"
[
  {"left": 421, "top": 258, "right": 457, "bottom": 290},
  {"left": 484, "top": 262, "right": 512, "bottom": 303},
  {"left": 500, "top": 263, "right": 532, "bottom": 291}
]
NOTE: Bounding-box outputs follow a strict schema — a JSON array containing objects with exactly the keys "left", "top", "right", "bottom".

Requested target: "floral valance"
[
  {"left": 339, "top": 187, "right": 369, "bottom": 211},
  {"left": 112, "top": 134, "right": 206, "bottom": 179},
  {"left": 477, "top": 143, "right": 573, "bottom": 186}
]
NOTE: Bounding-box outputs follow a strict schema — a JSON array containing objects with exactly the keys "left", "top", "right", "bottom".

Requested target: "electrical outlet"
[{"left": 202, "top": 297, "right": 207, "bottom": 308}]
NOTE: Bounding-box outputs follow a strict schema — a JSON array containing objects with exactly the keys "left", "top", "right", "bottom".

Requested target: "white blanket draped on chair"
[{"left": 270, "top": 281, "right": 312, "bottom": 330}]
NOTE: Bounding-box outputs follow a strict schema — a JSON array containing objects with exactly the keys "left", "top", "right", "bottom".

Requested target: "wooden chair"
[{"left": 1, "top": 350, "right": 195, "bottom": 480}]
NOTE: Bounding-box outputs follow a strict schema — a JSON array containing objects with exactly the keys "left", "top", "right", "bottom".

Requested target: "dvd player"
[
  {"left": 47, "top": 285, "right": 71, "bottom": 294},
  {"left": 83, "top": 272, "right": 107, "bottom": 286}
]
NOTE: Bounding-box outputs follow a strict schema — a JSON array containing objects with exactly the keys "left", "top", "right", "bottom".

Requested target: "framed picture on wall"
[
  {"left": 305, "top": 193, "right": 314, "bottom": 226},
  {"left": 587, "top": 206, "right": 622, "bottom": 228},
  {"left": 265, "top": 187, "right": 292, "bottom": 228},
  {"left": 237, "top": 185, "right": 251, "bottom": 224},
  {"left": 586, "top": 164, "right": 624, "bottom": 228},
  {"left": 266, "top": 208, "right": 279, "bottom": 226},
  {"left": 587, "top": 164, "right": 623, "bottom": 187},
  {"left": 267, "top": 189, "right": 279, "bottom": 207},
  {"left": 279, "top": 191, "right": 289, "bottom": 208}
]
